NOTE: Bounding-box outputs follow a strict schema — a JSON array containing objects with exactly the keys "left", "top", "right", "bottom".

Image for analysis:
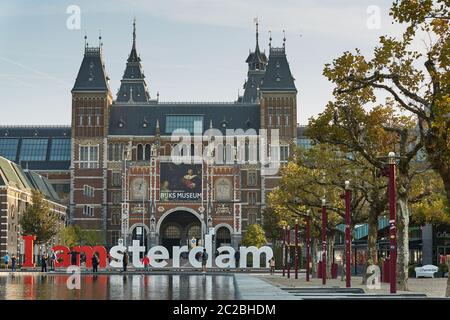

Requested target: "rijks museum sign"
[{"left": 20, "top": 234, "right": 273, "bottom": 269}]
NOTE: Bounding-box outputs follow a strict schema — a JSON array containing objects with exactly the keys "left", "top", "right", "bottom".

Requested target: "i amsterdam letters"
[{"left": 20, "top": 234, "right": 273, "bottom": 269}]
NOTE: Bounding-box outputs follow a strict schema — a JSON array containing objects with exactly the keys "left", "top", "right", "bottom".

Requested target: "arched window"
[
  {"left": 225, "top": 144, "right": 233, "bottom": 164},
  {"left": 144, "top": 144, "right": 151, "bottom": 160},
  {"left": 114, "top": 144, "right": 120, "bottom": 161},
  {"left": 137, "top": 144, "right": 143, "bottom": 160},
  {"left": 164, "top": 225, "right": 181, "bottom": 239},
  {"left": 216, "top": 144, "right": 224, "bottom": 164},
  {"left": 187, "top": 225, "right": 201, "bottom": 239}
]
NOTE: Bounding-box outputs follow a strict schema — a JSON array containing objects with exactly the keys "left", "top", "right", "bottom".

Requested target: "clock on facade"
[{"left": 131, "top": 178, "right": 148, "bottom": 201}]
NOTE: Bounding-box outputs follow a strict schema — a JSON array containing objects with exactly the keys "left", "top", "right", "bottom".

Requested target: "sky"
[{"left": 0, "top": 0, "right": 410, "bottom": 125}]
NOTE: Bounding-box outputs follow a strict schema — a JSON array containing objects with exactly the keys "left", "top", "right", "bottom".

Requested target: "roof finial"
[
  {"left": 98, "top": 29, "right": 102, "bottom": 48},
  {"left": 254, "top": 17, "right": 259, "bottom": 47},
  {"left": 132, "top": 17, "right": 136, "bottom": 49},
  {"left": 268, "top": 30, "right": 272, "bottom": 48},
  {"left": 283, "top": 29, "right": 286, "bottom": 48},
  {"left": 157, "top": 91, "right": 160, "bottom": 102},
  {"left": 84, "top": 32, "right": 87, "bottom": 49}
]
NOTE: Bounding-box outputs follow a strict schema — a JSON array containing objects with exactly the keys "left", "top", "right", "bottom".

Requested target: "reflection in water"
[{"left": 0, "top": 274, "right": 236, "bottom": 300}]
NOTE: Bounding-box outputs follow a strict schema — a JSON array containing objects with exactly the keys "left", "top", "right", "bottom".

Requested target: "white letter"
[
  {"left": 366, "top": 265, "right": 381, "bottom": 289},
  {"left": 172, "top": 245, "right": 188, "bottom": 267},
  {"left": 66, "top": 266, "right": 81, "bottom": 290},
  {"left": 205, "top": 234, "right": 213, "bottom": 267},
  {"left": 109, "top": 245, "right": 126, "bottom": 268},
  {"left": 148, "top": 246, "right": 169, "bottom": 268},
  {"left": 215, "top": 246, "right": 235, "bottom": 268},
  {"left": 128, "top": 240, "right": 145, "bottom": 268},
  {"left": 240, "top": 246, "right": 273, "bottom": 268},
  {"left": 188, "top": 246, "right": 204, "bottom": 268}
]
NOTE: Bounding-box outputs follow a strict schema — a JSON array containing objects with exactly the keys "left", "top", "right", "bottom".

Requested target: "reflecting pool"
[{"left": 0, "top": 273, "right": 236, "bottom": 300}]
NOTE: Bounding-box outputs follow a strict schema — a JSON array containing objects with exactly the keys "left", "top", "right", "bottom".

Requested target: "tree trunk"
[
  {"left": 362, "top": 211, "right": 380, "bottom": 284},
  {"left": 327, "top": 235, "right": 334, "bottom": 279},
  {"left": 396, "top": 188, "right": 410, "bottom": 291},
  {"left": 311, "top": 238, "right": 317, "bottom": 278}
]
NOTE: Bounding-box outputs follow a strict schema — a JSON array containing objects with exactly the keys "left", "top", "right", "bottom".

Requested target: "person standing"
[
  {"left": 269, "top": 257, "right": 275, "bottom": 275},
  {"left": 122, "top": 250, "right": 128, "bottom": 272},
  {"left": 50, "top": 249, "right": 57, "bottom": 271},
  {"left": 234, "top": 250, "right": 240, "bottom": 269},
  {"left": 92, "top": 253, "right": 99, "bottom": 273},
  {"left": 3, "top": 252, "right": 9, "bottom": 270},
  {"left": 41, "top": 253, "right": 48, "bottom": 272},
  {"left": 142, "top": 255, "right": 150, "bottom": 272},
  {"left": 11, "top": 254, "right": 17, "bottom": 272},
  {"left": 201, "top": 249, "right": 208, "bottom": 273},
  {"left": 69, "top": 250, "right": 79, "bottom": 266}
]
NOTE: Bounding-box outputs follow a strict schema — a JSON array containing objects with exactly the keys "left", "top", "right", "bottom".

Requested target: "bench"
[{"left": 415, "top": 265, "right": 438, "bottom": 278}]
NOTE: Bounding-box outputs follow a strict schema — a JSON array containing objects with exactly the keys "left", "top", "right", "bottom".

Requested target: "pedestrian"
[
  {"left": 50, "top": 249, "right": 57, "bottom": 271},
  {"left": 69, "top": 250, "right": 79, "bottom": 266},
  {"left": 11, "top": 254, "right": 17, "bottom": 272},
  {"left": 122, "top": 250, "right": 128, "bottom": 272},
  {"left": 92, "top": 253, "right": 99, "bottom": 273},
  {"left": 201, "top": 249, "right": 208, "bottom": 273},
  {"left": 142, "top": 255, "right": 150, "bottom": 272},
  {"left": 4, "top": 252, "right": 9, "bottom": 270},
  {"left": 234, "top": 250, "right": 240, "bottom": 268},
  {"left": 41, "top": 253, "right": 48, "bottom": 272},
  {"left": 269, "top": 257, "right": 275, "bottom": 275}
]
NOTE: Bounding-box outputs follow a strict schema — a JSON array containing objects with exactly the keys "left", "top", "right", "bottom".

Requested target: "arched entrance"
[
  {"left": 215, "top": 226, "right": 231, "bottom": 249},
  {"left": 158, "top": 209, "right": 203, "bottom": 257}
]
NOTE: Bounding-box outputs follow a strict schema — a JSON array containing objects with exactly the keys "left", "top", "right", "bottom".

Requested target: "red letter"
[
  {"left": 52, "top": 245, "right": 71, "bottom": 268},
  {"left": 22, "top": 235, "right": 36, "bottom": 268},
  {"left": 92, "top": 246, "right": 107, "bottom": 268}
]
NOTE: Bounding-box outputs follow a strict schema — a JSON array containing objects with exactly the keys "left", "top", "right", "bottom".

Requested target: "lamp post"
[
  {"left": 306, "top": 210, "right": 311, "bottom": 282},
  {"left": 287, "top": 226, "right": 291, "bottom": 278},
  {"left": 321, "top": 198, "right": 327, "bottom": 285},
  {"left": 344, "top": 180, "right": 351, "bottom": 288},
  {"left": 282, "top": 226, "right": 286, "bottom": 277},
  {"left": 294, "top": 219, "right": 299, "bottom": 279},
  {"left": 388, "top": 151, "right": 397, "bottom": 294}
]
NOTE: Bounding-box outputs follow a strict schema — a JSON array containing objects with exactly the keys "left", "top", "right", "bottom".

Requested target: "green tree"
[
  {"left": 19, "top": 190, "right": 58, "bottom": 244},
  {"left": 62, "top": 225, "right": 103, "bottom": 247},
  {"left": 262, "top": 208, "right": 284, "bottom": 244},
  {"left": 242, "top": 224, "right": 267, "bottom": 248}
]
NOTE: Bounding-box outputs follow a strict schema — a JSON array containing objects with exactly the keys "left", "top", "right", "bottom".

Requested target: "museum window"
[
  {"left": 111, "top": 191, "right": 122, "bottom": 204},
  {"left": 144, "top": 144, "right": 151, "bottom": 160},
  {"left": 79, "top": 145, "right": 99, "bottom": 168},
  {"left": 83, "top": 205, "right": 94, "bottom": 217},
  {"left": 248, "top": 191, "right": 257, "bottom": 205},
  {"left": 50, "top": 138, "right": 71, "bottom": 161},
  {"left": 137, "top": 144, "right": 144, "bottom": 160},
  {"left": 20, "top": 139, "right": 48, "bottom": 161},
  {"left": 280, "top": 145, "right": 289, "bottom": 163},
  {"left": 247, "top": 171, "right": 257, "bottom": 187},
  {"left": 111, "top": 211, "right": 121, "bottom": 225},
  {"left": 83, "top": 185, "right": 94, "bottom": 198},
  {"left": 164, "top": 225, "right": 181, "bottom": 239},
  {"left": 110, "top": 231, "right": 120, "bottom": 246},
  {"left": 112, "top": 172, "right": 121, "bottom": 187},
  {"left": 0, "top": 138, "right": 19, "bottom": 161},
  {"left": 165, "top": 115, "right": 203, "bottom": 134},
  {"left": 248, "top": 212, "right": 257, "bottom": 225}
]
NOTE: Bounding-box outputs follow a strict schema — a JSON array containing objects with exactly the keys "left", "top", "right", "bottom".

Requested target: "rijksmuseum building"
[{"left": 0, "top": 21, "right": 298, "bottom": 253}]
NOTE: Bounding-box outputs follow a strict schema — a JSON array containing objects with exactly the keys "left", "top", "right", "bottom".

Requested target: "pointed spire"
[
  {"left": 127, "top": 18, "right": 140, "bottom": 62},
  {"left": 255, "top": 17, "right": 259, "bottom": 49},
  {"left": 269, "top": 30, "right": 272, "bottom": 48},
  {"left": 132, "top": 17, "right": 136, "bottom": 50},
  {"left": 98, "top": 29, "right": 102, "bottom": 49},
  {"left": 84, "top": 32, "right": 88, "bottom": 49},
  {"left": 283, "top": 29, "right": 286, "bottom": 48}
]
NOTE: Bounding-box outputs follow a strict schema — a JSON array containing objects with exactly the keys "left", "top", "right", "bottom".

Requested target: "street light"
[
  {"left": 321, "top": 198, "right": 327, "bottom": 285},
  {"left": 387, "top": 151, "right": 397, "bottom": 294},
  {"left": 306, "top": 209, "right": 311, "bottom": 282},
  {"left": 294, "top": 219, "right": 299, "bottom": 279},
  {"left": 287, "top": 226, "right": 291, "bottom": 279},
  {"left": 282, "top": 226, "right": 286, "bottom": 277},
  {"left": 343, "top": 180, "right": 352, "bottom": 288}
]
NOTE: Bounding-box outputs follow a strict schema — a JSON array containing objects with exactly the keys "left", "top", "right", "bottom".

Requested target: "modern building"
[{"left": 0, "top": 156, "right": 67, "bottom": 258}]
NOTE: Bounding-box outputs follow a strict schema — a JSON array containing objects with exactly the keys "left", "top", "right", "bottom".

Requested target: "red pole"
[
  {"left": 295, "top": 219, "right": 299, "bottom": 279},
  {"left": 322, "top": 199, "right": 327, "bottom": 285},
  {"left": 287, "top": 226, "right": 291, "bottom": 278},
  {"left": 345, "top": 181, "right": 351, "bottom": 288},
  {"left": 388, "top": 152, "right": 397, "bottom": 294},
  {"left": 282, "top": 226, "right": 286, "bottom": 277},
  {"left": 306, "top": 216, "right": 311, "bottom": 282}
]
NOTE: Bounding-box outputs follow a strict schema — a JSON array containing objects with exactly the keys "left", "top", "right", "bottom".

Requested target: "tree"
[
  {"left": 62, "top": 225, "right": 103, "bottom": 247},
  {"left": 20, "top": 190, "right": 59, "bottom": 245},
  {"left": 262, "top": 207, "right": 284, "bottom": 244},
  {"left": 315, "top": 0, "right": 449, "bottom": 291},
  {"left": 242, "top": 224, "right": 267, "bottom": 248}
]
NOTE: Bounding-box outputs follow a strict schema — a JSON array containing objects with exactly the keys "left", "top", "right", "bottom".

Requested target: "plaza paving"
[{"left": 255, "top": 273, "right": 449, "bottom": 298}]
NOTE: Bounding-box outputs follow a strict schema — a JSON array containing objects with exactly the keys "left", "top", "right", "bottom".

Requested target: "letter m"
[{"left": 239, "top": 246, "right": 273, "bottom": 268}]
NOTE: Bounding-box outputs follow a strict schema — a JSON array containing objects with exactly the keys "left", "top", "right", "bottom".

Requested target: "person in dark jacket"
[
  {"left": 41, "top": 253, "right": 48, "bottom": 272},
  {"left": 122, "top": 250, "right": 128, "bottom": 272},
  {"left": 234, "top": 250, "right": 240, "bottom": 268},
  {"left": 69, "top": 250, "right": 79, "bottom": 266},
  {"left": 92, "top": 253, "right": 99, "bottom": 273},
  {"left": 11, "top": 254, "right": 17, "bottom": 272}
]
